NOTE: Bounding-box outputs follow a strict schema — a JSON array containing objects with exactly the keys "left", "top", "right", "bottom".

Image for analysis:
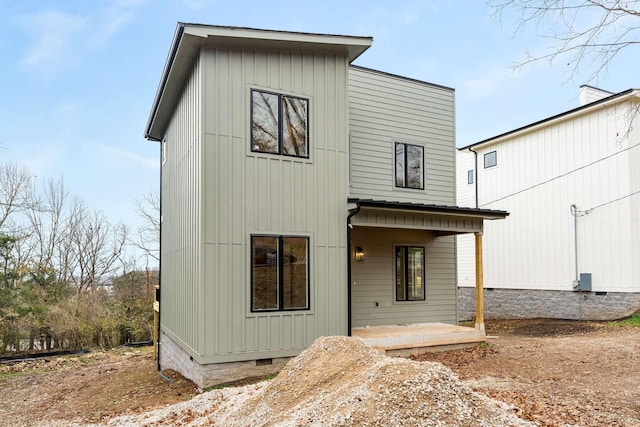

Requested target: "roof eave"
[
  {"left": 459, "top": 88, "right": 639, "bottom": 151},
  {"left": 144, "top": 24, "right": 372, "bottom": 142},
  {"left": 348, "top": 198, "right": 509, "bottom": 220}
]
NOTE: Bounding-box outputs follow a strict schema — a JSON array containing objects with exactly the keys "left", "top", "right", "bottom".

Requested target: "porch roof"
[
  {"left": 348, "top": 198, "right": 508, "bottom": 219},
  {"left": 347, "top": 198, "right": 508, "bottom": 234}
]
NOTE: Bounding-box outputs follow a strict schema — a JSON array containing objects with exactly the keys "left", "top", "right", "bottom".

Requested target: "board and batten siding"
[
  {"left": 351, "top": 228, "right": 457, "bottom": 327},
  {"left": 199, "top": 47, "right": 350, "bottom": 363},
  {"left": 462, "top": 100, "right": 639, "bottom": 292},
  {"left": 348, "top": 67, "right": 456, "bottom": 205},
  {"left": 161, "top": 54, "right": 203, "bottom": 353},
  {"left": 456, "top": 150, "right": 477, "bottom": 288}
]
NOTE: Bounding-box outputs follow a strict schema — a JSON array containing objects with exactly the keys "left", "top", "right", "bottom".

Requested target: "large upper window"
[
  {"left": 395, "top": 142, "right": 424, "bottom": 189},
  {"left": 484, "top": 151, "right": 497, "bottom": 168},
  {"left": 396, "top": 246, "right": 425, "bottom": 301},
  {"left": 251, "top": 90, "right": 309, "bottom": 158},
  {"left": 251, "top": 235, "right": 309, "bottom": 312}
]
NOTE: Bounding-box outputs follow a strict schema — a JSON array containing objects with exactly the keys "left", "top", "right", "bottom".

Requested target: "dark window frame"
[
  {"left": 484, "top": 151, "right": 497, "bottom": 168},
  {"left": 250, "top": 89, "right": 310, "bottom": 159},
  {"left": 395, "top": 245, "right": 426, "bottom": 302},
  {"left": 250, "top": 235, "right": 310, "bottom": 312},
  {"left": 467, "top": 169, "right": 474, "bottom": 184},
  {"left": 395, "top": 142, "right": 425, "bottom": 190}
]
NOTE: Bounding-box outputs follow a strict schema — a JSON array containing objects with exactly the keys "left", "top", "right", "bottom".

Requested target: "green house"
[{"left": 144, "top": 23, "right": 507, "bottom": 387}]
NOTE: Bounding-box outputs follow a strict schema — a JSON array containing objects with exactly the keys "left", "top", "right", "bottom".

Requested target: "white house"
[
  {"left": 457, "top": 85, "right": 640, "bottom": 320},
  {"left": 144, "top": 23, "right": 507, "bottom": 388}
]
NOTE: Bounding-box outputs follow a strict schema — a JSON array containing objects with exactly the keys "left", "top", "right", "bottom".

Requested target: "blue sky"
[{"left": 1, "top": 0, "right": 637, "bottom": 230}]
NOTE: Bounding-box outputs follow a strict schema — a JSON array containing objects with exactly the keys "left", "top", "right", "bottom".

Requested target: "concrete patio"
[{"left": 352, "top": 323, "right": 485, "bottom": 355}]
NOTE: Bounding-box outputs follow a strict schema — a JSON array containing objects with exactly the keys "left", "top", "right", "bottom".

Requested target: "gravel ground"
[
  {"left": 97, "top": 336, "right": 533, "bottom": 427},
  {"left": 4, "top": 319, "right": 639, "bottom": 426}
]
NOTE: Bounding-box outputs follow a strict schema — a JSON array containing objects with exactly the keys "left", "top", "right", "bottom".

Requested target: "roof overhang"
[
  {"left": 348, "top": 198, "right": 508, "bottom": 235},
  {"left": 459, "top": 88, "right": 640, "bottom": 151},
  {"left": 144, "top": 23, "right": 373, "bottom": 142}
]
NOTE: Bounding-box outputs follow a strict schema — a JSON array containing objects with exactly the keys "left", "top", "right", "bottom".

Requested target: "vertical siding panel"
[
  {"left": 195, "top": 46, "right": 350, "bottom": 362},
  {"left": 162, "top": 54, "right": 202, "bottom": 353},
  {"left": 461, "top": 98, "right": 636, "bottom": 293}
]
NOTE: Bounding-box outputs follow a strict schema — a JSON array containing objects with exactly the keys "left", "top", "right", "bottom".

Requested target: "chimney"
[{"left": 579, "top": 85, "right": 614, "bottom": 106}]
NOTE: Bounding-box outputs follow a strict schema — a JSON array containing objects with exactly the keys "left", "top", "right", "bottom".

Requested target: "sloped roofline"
[
  {"left": 349, "top": 65, "right": 454, "bottom": 92},
  {"left": 459, "top": 88, "right": 639, "bottom": 151},
  {"left": 144, "top": 23, "right": 373, "bottom": 141}
]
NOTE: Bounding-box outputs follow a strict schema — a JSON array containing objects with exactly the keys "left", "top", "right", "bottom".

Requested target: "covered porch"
[{"left": 347, "top": 198, "right": 508, "bottom": 351}]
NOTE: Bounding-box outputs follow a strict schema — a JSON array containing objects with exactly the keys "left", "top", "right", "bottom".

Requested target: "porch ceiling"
[{"left": 348, "top": 198, "right": 508, "bottom": 235}]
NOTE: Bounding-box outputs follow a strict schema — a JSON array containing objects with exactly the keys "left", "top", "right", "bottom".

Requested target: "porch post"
[{"left": 474, "top": 232, "right": 485, "bottom": 332}]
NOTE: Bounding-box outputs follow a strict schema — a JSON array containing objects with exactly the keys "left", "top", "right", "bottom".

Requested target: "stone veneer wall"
[
  {"left": 458, "top": 287, "right": 640, "bottom": 321},
  {"left": 160, "top": 332, "right": 291, "bottom": 388}
]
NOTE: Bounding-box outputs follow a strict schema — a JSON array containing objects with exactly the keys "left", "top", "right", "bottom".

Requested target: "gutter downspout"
[
  {"left": 346, "top": 201, "right": 361, "bottom": 337},
  {"left": 570, "top": 204, "right": 579, "bottom": 289},
  {"left": 156, "top": 143, "right": 163, "bottom": 372},
  {"left": 468, "top": 147, "right": 479, "bottom": 208}
]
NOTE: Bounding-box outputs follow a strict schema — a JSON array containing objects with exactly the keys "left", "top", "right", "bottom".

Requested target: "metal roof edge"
[
  {"left": 347, "top": 198, "right": 509, "bottom": 218},
  {"left": 458, "top": 88, "right": 638, "bottom": 151},
  {"left": 144, "top": 23, "right": 186, "bottom": 141},
  {"left": 349, "top": 65, "right": 454, "bottom": 92}
]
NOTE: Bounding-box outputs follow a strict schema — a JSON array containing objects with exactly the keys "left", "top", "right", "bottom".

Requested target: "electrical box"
[{"left": 579, "top": 273, "right": 592, "bottom": 292}]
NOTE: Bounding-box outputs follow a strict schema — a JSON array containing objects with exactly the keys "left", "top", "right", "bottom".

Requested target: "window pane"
[
  {"left": 468, "top": 169, "right": 474, "bottom": 184},
  {"left": 406, "top": 145, "right": 424, "bottom": 189},
  {"left": 251, "top": 91, "right": 279, "bottom": 154},
  {"left": 282, "top": 96, "right": 308, "bottom": 157},
  {"left": 396, "top": 246, "right": 406, "bottom": 301},
  {"left": 252, "top": 236, "right": 278, "bottom": 310},
  {"left": 484, "top": 151, "right": 497, "bottom": 168},
  {"left": 282, "top": 237, "right": 308, "bottom": 309},
  {"left": 407, "top": 247, "right": 425, "bottom": 300},
  {"left": 395, "top": 143, "right": 405, "bottom": 187}
]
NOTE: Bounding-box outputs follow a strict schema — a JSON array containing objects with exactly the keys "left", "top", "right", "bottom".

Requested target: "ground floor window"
[
  {"left": 251, "top": 235, "right": 309, "bottom": 312},
  {"left": 395, "top": 246, "right": 425, "bottom": 301}
]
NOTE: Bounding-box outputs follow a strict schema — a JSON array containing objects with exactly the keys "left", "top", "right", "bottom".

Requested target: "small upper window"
[
  {"left": 251, "top": 90, "right": 309, "bottom": 158},
  {"left": 395, "top": 142, "right": 424, "bottom": 189},
  {"left": 467, "top": 169, "right": 474, "bottom": 184},
  {"left": 484, "top": 151, "right": 497, "bottom": 168},
  {"left": 161, "top": 138, "right": 167, "bottom": 166}
]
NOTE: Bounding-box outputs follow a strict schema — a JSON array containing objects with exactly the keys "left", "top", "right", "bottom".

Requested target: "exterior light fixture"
[{"left": 355, "top": 246, "right": 365, "bottom": 262}]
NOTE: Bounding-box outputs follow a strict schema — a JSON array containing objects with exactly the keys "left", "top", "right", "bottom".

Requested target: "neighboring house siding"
[
  {"left": 348, "top": 67, "right": 455, "bottom": 205},
  {"left": 632, "top": 113, "right": 640, "bottom": 291},
  {"left": 161, "top": 55, "right": 203, "bottom": 353},
  {"left": 455, "top": 151, "right": 476, "bottom": 288},
  {"left": 460, "top": 99, "right": 639, "bottom": 293},
  {"left": 199, "top": 47, "right": 349, "bottom": 363},
  {"left": 351, "top": 228, "right": 457, "bottom": 327}
]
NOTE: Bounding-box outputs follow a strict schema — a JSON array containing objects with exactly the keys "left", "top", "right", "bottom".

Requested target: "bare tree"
[
  {"left": 68, "top": 199, "right": 128, "bottom": 294},
  {"left": 0, "top": 163, "right": 35, "bottom": 230},
  {"left": 490, "top": 0, "right": 640, "bottom": 82},
  {"left": 131, "top": 189, "right": 159, "bottom": 264},
  {"left": 22, "top": 178, "right": 70, "bottom": 285}
]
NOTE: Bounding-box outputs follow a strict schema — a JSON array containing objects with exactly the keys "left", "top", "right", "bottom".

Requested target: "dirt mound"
[{"left": 104, "top": 336, "right": 533, "bottom": 426}]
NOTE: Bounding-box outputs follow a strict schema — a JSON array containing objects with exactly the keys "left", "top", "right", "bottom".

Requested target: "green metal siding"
[
  {"left": 348, "top": 67, "right": 456, "bottom": 205},
  {"left": 160, "top": 54, "right": 203, "bottom": 354},
  {"left": 351, "top": 228, "right": 457, "bottom": 327},
  {"left": 198, "top": 47, "right": 350, "bottom": 363}
]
